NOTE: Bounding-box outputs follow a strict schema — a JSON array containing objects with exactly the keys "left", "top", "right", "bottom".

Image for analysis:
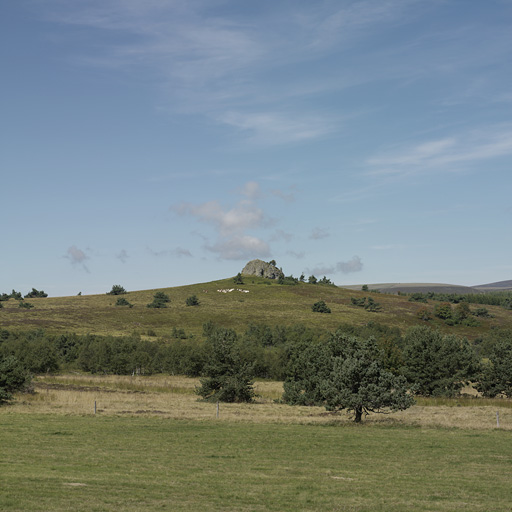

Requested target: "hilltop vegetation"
[{"left": 1, "top": 276, "right": 511, "bottom": 339}]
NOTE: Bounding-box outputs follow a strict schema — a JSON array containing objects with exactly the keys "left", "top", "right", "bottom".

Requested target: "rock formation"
[{"left": 241, "top": 259, "right": 282, "bottom": 279}]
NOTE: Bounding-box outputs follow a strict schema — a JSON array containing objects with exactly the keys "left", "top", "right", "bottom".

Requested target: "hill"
[
  {"left": 473, "top": 280, "right": 512, "bottom": 292},
  {"left": 1, "top": 276, "right": 512, "bottom": 339},
  {"left": 340, "top": 283, "right": 483, "bottom": 294}
]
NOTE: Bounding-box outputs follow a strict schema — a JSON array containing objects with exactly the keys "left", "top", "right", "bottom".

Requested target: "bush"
[
  {"left": 312, "top": 300, "right": 331, "bottom": 313},
  {"left": 233, "top": 273, "right": 244, "bottom": 285},
  {"left": 416, "top": 307, "right": 433, "bottom": 321},
  {"left": 0, "top": 355, "right": 32, "bottom": 404},
  {"left": 186, "top": 295, "right": 200, "bottom": 307},
  {"left": 18, "top": 301, "right": 34, "bottom": 309},
  {"left": 147, "top": 292, "right": 170, "bottom": 309},
  {"left": 107, "top": 285, "right": 127, "bottom": 295},
  {"left": 115, "top": 297, "right": 133, "bottom": 307},
  {"left": 24, "top": 288, "right": 48, "bottom": 298}
]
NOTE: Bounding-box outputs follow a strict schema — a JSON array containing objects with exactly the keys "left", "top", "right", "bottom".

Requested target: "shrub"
[
  {"left": 434, "top": 302, "right": 452, "bottom": 320},
  {"left": 186, "top": 295, "right": 200, "bottom": 307},
  {"left": 0, "top": 356, "right": 32, "bottom": 404},
  {"left": 233, "top": 273, "right": 244, "bottom": 285},
  {"left": 408, "top": 293, "right": 428, "bottom": 303},
  {"left": 107, "top": 285, "right": 127, "bottom": 295},
  {"left": 18, "top": 301, "right": 34, "bottom": 309},
  {"left": 24, "top": 288, "right": 48, "bottom": 298},
  {"left": 115, "top": 297, "right": 133, "bottom": 307},
  {"left": 312, "top": 300, "right": 331, "bottom": 313},
  {"left": 416, "top": 307, "right": 433, "bottom": 321},
  {"left": 147, "top": 292, "right": 170, "bottom": 308}
]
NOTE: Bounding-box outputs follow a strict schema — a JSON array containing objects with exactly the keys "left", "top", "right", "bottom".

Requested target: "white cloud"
[
  {"left": 172, "top": 181, "right": 273, "bottom": 261},
  {"left": 206, "top": 235, "right": 270, "bottom": 260}
]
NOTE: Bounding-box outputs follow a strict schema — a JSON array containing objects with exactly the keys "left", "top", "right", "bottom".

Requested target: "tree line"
[{"left": 1, "top": 322, "right": 511, "bottom": 419}]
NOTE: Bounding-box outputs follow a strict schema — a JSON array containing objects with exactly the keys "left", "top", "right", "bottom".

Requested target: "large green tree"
[
  {"left": 402, "top": 326, "right": 478, "bottom": 397},
  {"left": 477, "top": 338, "right": 512, "bottom": 398},
  {"left": 0, "top": 355, "right": 31, "bottom": 404},
  {"left": 283, "top": 332, "right": 414, "bottom": 422},
  {"left": 196, "top": 328, "right": 255, "bottom": 403}
]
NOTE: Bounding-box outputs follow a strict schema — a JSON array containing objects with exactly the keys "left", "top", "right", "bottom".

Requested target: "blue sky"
[{"left": 2, "top": 0, "right": 512, "bottom": 297}]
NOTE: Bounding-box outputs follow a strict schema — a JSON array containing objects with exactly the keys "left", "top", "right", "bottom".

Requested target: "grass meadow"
[{"left": 2, "top": 375, "right": 512, "bottom": 511}]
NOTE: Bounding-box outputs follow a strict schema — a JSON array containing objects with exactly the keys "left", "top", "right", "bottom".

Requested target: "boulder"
[{"left": 241, "top": 259, "right": 282, "bottom": 279}]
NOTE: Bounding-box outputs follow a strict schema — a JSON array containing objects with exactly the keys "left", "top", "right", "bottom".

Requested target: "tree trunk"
[{"left": 354, "top": 407, "right": 362, "bottom": 423}]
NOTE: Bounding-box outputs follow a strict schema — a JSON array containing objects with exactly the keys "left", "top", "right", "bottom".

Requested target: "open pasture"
[{"left": 1, "top": 375, "right": 512, "bottom": 511}]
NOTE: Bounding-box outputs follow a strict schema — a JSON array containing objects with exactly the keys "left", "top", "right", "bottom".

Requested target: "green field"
[
  {"left": 1, "top": 412, "right": 511, "bottom": 512},
  {"left": 1, "top": 277, "right": 511, "bottom": 339}
]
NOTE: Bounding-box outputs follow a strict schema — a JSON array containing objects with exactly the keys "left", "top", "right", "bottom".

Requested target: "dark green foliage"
[
  {"left": 115, "top": 297, "right": 133, "bottom": 307},
  {"left": 10, "top": 290, "right": 22, "bottom": 300},
  {"left": 312, "top": 300, "right": 331, "bottom": 313},
  {"left": 171, "top": 327, "right": 189, "bottom": 339},
  {"left": 308, "top": 275, "right": 317, "bottom": 284},
  {"left": 0, "top": 355, "right": 31, "bottom": 404},
  {"left": 185, "top": 295, "right": 200, "bottom": 306},
  {"left": 283, "top": 331, "right": 414, "bottom": 422},
  {"left": 408, "top": 293, "right": 428, "bottom": 303},
  {"left": 24, "top": 288, "right": 48, "bottom": 298},
  {"left": 18, "top": 301, "right": 34, "bottom": 309},
  {"left": 477, "top": 338, "right": 512, "bottom": 398},
  {"left": 233, "top": 273, "right": 244, "bottom": 285},
  {"left": 402, "top": 326, "right": 479, "bottom": 397},
  {"left": 107, "top": 285, "right": 127, "bottom": 295},
  {"left": 350, "top": 296, "right": 381, "bottom": 311},
  {"left": 434, "top": 302, "right": 453, "bottom": 320},
  {"left": 364, "top": 297, "right": 381, "bottom": 312},
  {"left": 318, "top": 276, "right": 335, "bottom": 286},
  {"left": 361, "top": 284, "right": 369, "bottom": 291},
  {"left": 323, "top": 335, "right": 415, "bottom": 422},
  {"left": 147, "top": 292, "right": 170, "bottom": 308},
  {"left": 278, "top": 274, "right": 299, "bottom": 285},
  {"left": 196, "top": 328, "right": 255, "bottom": 403},
  {"left": 299, "top": 273, "right": 305, "bottom": 282},
  {"left": 416, "top": 307, "right": 433, "bottom": 321},
  {"left": 0, "top": 331, "right": 59, "bottom": 374},
  {"left": 473, "top": 307, "right": 491, "bottom": 317}
]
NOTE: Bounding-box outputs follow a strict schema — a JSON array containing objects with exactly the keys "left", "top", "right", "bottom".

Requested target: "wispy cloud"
[
  {"left": 147, "top": 247, "right": 193, "bottom": 258},
  {"left": 308, "top": 256, "right": 363, "bottom": 276},
  {"left": 116, "top": 249, "right": 129, "bottom": 263},
  {"left": 367, "top": 127, "right": 512, "bottom": 177},
  {"left": 66, "top": 245, "right": 90, "bottom": 273},
  {"left": 41, "top": 0, "right": 420, "bottom": 145},
  {"left": 310, "top": 227, "right": 329, "bottom": 240}
]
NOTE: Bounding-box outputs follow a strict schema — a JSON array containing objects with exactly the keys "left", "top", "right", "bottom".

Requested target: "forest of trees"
[{"left": 1, "top": 321, "right": 512, "bottom": 420}]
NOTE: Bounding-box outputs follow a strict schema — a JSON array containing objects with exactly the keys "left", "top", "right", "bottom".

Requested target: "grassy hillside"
[{"left": 1, "top": 276, "right": 511, "bottom": 338}]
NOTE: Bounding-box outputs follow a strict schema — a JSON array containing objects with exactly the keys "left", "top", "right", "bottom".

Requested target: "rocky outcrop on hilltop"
[{"left": 241, "top": 259, "right": 282, "bottom": 279}]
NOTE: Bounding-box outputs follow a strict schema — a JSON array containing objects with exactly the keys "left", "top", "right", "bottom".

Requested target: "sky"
[{"left": 2, "top": 0, "right": 512, "bottom": 297}]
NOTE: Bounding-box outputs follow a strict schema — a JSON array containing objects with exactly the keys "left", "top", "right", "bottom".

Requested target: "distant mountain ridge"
[{"left": 340, "top": 280, "right": 512, "bottom": 294}]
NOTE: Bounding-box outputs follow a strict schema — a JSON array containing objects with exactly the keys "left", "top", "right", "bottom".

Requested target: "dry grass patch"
[{"left": 5, "top": 374, "right": 511, "bottom": 430}]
